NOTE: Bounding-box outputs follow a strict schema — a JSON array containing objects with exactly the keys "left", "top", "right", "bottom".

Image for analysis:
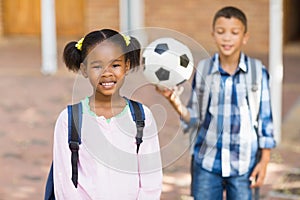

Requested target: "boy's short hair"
[{"left": 213, "top": 6, "right": 248, "bottom": 32}]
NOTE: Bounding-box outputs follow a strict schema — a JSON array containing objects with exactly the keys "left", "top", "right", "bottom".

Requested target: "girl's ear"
[
  {"left": 80, "top": 63, "right": 88, "bottom": 78},
  {"left": 125, "top": 59, "right": 130, "bottom": 74}
]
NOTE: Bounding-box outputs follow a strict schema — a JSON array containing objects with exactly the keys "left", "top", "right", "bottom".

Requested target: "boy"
[{"left": 158, "top": 6, "right": 276, "bottom": 199}]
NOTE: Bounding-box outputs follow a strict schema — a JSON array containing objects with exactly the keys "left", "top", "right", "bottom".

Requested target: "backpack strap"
[
  {"left": 245, "top": 57, "right": 263, "bottom": 129},
  {"left": 195, "top": 58, "right": 214, "bottom": 123},
  {"left": 126, "top": 99, "right": 145, "bottom": 154},
  {"left": 250, "top": 58, "right": 259, "bottom": 92},
  {"left": 67, "top": 102, "right": 82, "bottom": 188}
]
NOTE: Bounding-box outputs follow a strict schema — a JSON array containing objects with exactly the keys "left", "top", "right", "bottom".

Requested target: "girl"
[{"left": 53, "top": 29, "right": 162, "bottom": 199}]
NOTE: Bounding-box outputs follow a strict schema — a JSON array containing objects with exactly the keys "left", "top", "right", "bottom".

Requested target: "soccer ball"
[{"left": 142, "top": 37, "right": 194, "bottom": 88}]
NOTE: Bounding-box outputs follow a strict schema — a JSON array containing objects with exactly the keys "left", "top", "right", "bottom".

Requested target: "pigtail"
[
  {"left": 63, "top": 41, "right": 82, "bottom": 72},
  {"left": 126, "top": 36, "right": 141, "bottom": 70}
]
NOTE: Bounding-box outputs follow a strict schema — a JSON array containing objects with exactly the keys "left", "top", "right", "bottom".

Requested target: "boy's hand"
[
  {"left": 249, "top": 149, "right": 270, "bottom": 188},
  {"left": 155, "top": 86, "right": 174, "bottom": 99},
  {"left": 155, "top": 85, "right": 184, "bottom": 101},
  {"left": 249, "top": 161, "right": 267, "bottom": 188},
  {"left": 156, "top": 85, "right": 190, "bottom": 122}
]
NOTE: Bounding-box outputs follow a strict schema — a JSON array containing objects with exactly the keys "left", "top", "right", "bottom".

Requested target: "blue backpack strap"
[
  {"left": 67, "top": 102, "right": 82, "bottom": 188},
  {"left": 126, "top": 98, "right": 145, "bottom": 154},
  {"left": 44, "top": 163, "right": 55, "bottom": 200}
]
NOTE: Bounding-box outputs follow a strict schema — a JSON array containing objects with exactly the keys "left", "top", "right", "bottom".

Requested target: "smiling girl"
[{"left": 52, "top": 29, "right": 162, "bottom": 199}]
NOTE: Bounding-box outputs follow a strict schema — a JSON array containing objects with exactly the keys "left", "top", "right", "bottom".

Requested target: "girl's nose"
[{"left": 100, "top": 65, "right": 113, "bottom": 76}]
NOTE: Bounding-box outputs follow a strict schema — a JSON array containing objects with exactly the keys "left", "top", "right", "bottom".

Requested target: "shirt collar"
[
  {"left": 210, "top": 52, "right": 248, "bottom": 74},
  {"left": 239, "top": 53, "right": 247, "bottom": 72}
]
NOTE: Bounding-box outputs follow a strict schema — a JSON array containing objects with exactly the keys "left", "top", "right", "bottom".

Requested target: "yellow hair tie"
[
  {"left": 75, "top": 37, "right": 84, "bottom": 51},
  {"left": 121, "top": 34, "right": 131, "bottom": 46}
]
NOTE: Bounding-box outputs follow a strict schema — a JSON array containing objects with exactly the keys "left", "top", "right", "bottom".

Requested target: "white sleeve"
[
  {"left": 53, "top": 109, "right": 82, "bottom": 200},
  {"left": 137, "top": 106, "right": 163, "bottom": 200}
]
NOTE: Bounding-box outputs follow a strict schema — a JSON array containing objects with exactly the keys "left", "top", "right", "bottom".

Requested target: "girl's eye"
[
  {"left": 92, "top": 65, "right": 102, "bottom": 69},
  {"left": 112, "top": 64, "right": 121, "bottom": 68}
]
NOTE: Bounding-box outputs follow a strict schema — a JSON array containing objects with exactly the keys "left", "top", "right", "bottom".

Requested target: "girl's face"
[
  {"left": 80, "top": 40, "right": 130, "bottom": 97},
  {"left": 212, "top": 17, "right": 249, "bottom": 57}
]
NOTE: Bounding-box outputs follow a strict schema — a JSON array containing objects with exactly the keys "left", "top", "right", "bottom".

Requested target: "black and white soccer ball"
[{"left": 142, "top": 37, "right": 194, "bottom": 88}]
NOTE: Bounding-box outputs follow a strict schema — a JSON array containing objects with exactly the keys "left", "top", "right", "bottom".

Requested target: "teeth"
[{"left": 101, "top": 82, "right": 114, "bottom": 86}]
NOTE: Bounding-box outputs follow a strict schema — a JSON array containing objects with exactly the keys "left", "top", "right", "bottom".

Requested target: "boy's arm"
[
  {"left": 250, "top": 67, "right": 276, "bottom": 188},
  {"left": 256, "top": 68, "right": 276, "bottom": 148}
]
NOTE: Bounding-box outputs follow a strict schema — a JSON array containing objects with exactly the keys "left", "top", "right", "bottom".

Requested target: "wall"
[
  {"left": 0, "top": 0, "right": 271, "bottom": 54},
  {"left": 144, "top": 0, "right": 270, "bottom": 54},
  {"left": 85, "top": 0, "right": 120, "bottom": 32}
]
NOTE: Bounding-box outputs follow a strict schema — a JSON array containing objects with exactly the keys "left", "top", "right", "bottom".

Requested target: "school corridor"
[{"left": 0, "top": 38, "right": 299, "bottom": 200}]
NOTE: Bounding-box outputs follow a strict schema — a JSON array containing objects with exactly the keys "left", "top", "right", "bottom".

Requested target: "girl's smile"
[
  {"left": 99, "top": 81, "right": 116, "bottom": 89},
  {"left": 81, "top": 40, "right": 130, "bottom": 97}
]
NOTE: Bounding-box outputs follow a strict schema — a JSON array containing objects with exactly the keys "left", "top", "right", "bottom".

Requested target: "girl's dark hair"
[
  {"left": 213, "top": 6, "right": 248, "bottom": 33},
  {"left": 63, "top": 29, "right": 141, "bottom": 72}
]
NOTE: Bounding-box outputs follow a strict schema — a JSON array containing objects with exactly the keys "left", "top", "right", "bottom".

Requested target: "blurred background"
[
  {"left": 0, "top": 0, "right": 299, "bottom": 199},
  {"left": 1, "top": 0, "right": 299, "bottom": 52}
]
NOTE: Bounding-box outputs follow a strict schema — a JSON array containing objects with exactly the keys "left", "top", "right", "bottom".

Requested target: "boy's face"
[{"left": 212, "top": 17, "right": 249, "bottom": 57}]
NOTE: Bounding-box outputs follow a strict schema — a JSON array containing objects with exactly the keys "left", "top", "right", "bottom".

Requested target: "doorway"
[
  {"left": 2, "top": 0, "right": 84, "bottom": 36},
  {"left": 284, "top": 0, "right": 300, "bottom": 43}
]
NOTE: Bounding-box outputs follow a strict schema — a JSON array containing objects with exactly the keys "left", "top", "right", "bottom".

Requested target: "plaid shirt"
[{"left": 185, "top": 53, "right": 276, "bottom": 177}]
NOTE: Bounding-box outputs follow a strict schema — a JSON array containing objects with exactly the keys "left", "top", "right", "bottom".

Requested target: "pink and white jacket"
[{"left": 53, "top": 98, "right": 162, "bottom": 200}]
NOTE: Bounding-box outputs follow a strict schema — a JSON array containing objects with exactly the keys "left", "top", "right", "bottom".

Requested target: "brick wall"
[
  {"left": 85, "top": 0, "right": 119, "bottom": 32},
  {"left": 83, "top": 0, "right": 271, "bottom": 53},
  {"left": 144, "top": 0, "right": 270, "bottom": 54},
  {"left": 0, "top": 0, "right": 270, "bottom": 54}
]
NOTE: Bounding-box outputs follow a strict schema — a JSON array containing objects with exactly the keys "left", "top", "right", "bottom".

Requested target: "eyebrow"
[
  {"left": 89, "top": 58, "right": 123, "bottom": 65},
  {"left": 215, "top": 27, "right": 243, "bottom": 31}
]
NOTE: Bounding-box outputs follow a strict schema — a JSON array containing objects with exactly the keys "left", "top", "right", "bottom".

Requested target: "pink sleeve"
[
  {"left": 137, "top": 106, "right": 163, "bottom": 199},
  {"left": 53, "top": 109, "right": 83, "bottom": 200}
]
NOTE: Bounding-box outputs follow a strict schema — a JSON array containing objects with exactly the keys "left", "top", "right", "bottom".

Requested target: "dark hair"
[
  {"left": 63, "top": 29, "right": 141, "bottom": 72},
  {"left": 213, "top": 6, "right": 247, "bottom": 33}
]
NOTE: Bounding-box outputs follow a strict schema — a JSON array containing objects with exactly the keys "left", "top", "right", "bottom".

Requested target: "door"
[
  {"left": 2, "top": 0, "right": 84, "bottom": 36},
  {"left": 55, "top": 0, "right": 84, "bottom": 36},
  {"left": 3, "top": 0, "right": 41, "bottom": 35}
]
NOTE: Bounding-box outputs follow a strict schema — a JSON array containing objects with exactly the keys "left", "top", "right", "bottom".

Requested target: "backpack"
[{"left": 44, "top": 99, "right": 145, "bottom": 200}]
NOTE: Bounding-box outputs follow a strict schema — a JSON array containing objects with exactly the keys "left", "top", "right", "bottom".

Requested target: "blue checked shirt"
[{"left": 184, "top": 53, "right": 276, "bottom": 177}]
